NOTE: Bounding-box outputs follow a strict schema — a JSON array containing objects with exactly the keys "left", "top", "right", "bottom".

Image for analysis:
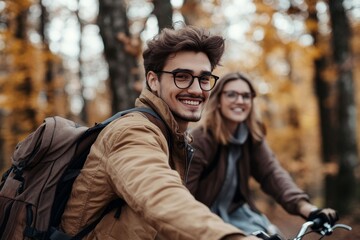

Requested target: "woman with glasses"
[{"left": 187, "top": 72, "right": 338, "bottom": 237}]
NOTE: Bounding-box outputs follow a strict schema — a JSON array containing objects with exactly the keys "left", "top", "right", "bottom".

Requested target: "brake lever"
[
  {"left": 319, "top": 222, "right": 332, "bottom": 235},
  {"left": 318, "top": 222, "right": 352, "bottom": 236},
  {"left": 331, "top": 223, "right": 352, "bottom": 231}
]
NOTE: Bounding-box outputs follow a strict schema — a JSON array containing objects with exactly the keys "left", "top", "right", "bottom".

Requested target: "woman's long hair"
[{"left": 199, "top": 72, "right": 266, "bottom": 144}]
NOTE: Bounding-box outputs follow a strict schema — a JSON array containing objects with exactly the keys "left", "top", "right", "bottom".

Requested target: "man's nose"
[{"left": 187, "top": 77, "right": 203, "bottom": 93}]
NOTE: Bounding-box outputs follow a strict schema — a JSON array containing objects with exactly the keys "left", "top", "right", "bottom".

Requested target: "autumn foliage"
[{"left": 0, "top": 0, "right": 360, "bottom": 235}]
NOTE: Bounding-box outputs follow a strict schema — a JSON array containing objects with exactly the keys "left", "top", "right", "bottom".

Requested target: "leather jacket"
[{"left": 187, "top": 127, "right": 310, "bottom": 215}]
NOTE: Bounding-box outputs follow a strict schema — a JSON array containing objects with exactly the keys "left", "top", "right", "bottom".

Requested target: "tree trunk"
[
  {"left": 308, "top": 0, "right": 341, "bottom": 208},
  {"left": 328, "top": 0, "right": 358, "bottom": 214},
  {"left": 0, "top": 112, "right": 5, "bottom": 171},
  {"left": 76, "top": 0, "right": 88, "bottom": 124},
  {"left": 97, "top": 0, "right": 138, "bottom": 113},
  {"left": 153, "top": 0, "right": 173, "bottom": 31},
  {"left": 40, "top": 1, "right": 56, "bottom": 117},
  {"left": 12, "top": 9, "right": 38, "bottom": 132}
]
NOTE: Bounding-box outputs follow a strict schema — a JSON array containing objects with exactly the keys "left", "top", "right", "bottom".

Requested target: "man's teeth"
[{"left": 182, "top": 100, "right": 200, "bottom": 106}]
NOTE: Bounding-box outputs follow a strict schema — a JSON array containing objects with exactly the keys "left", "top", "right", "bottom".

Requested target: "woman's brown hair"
[{"left": 199, "top": 72, "right": 266, "bottom": 144}]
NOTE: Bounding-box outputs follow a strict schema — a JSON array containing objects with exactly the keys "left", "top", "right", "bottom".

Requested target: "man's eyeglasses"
[
  {"left": 156, "top": 70, "right": 219, "bottom": 91},
  {"left": 222, "top": 90, "right": 254, "bottom": 103}
]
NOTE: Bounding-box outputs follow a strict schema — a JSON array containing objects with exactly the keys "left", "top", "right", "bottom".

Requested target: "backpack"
[{"left": 0, "top": 107, "right": 169, "bottom": 240}]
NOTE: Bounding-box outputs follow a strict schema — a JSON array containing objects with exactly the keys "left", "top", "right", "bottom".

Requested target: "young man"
[{"left": 60, "top": 25, "right": 259, "bottom": 239}]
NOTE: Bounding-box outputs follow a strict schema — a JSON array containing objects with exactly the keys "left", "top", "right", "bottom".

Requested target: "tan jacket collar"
[{"left": 135, "top": 88, "right": 192, "bottom": 143}]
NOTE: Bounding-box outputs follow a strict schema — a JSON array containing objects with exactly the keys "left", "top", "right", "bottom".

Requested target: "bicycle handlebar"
[{"left": 252, "top": 218, "right": 352, "bottom": 240}]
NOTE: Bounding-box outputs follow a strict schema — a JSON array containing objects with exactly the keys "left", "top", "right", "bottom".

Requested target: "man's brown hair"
[{"left": 143, "top": 24, "right": 225, "bottom": 76}]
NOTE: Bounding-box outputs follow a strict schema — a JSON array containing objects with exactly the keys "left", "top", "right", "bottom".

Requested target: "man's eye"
[
  {"left": 175, "top": 73, "right": 191, "bottom": 80},
  {"left": 199, "top": 75, "right": 211, "bottom": 82}
]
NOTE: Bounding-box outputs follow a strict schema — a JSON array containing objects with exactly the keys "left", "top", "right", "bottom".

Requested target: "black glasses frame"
[{"left": 156, "top": 70, "right": 219, "bottom": 91}]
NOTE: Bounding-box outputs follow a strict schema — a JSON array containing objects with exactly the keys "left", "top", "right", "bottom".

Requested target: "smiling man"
[
  {"left": 149, "top": 51, "right": 213, "bottom": 129},
  {"left": 60, "top": 25, "right": 256, "bottom": 239}
]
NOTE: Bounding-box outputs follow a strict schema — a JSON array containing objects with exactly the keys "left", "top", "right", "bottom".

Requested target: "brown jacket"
[
  {"left": 60, "top": 89, "right": 244, "bottom": 240},
  {"left": 187, "top": 127, "right": 310, "bottom": 215}
]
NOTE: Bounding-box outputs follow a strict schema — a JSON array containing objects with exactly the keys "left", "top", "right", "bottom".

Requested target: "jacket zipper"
[{"left": 184, "top": 143, "right": 194, "bottom": 184}]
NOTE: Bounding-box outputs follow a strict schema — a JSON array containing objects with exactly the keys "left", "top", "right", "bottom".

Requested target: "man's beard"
[{"left": 172, "top": 110, "right": 202, "bottom": 123}]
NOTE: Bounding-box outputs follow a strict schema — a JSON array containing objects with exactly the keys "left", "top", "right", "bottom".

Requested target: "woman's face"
[{"left": 219, "top": 79, "right": 253, "bottom": 129}]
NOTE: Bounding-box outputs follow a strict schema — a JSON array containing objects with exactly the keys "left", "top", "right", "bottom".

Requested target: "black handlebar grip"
[{"left": 312, "top": 217, "right": 324, "bottom": 229}]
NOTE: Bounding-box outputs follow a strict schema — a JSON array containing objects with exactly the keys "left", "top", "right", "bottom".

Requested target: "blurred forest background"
[{"left": 1, "top": 0, "right": 360, "bottom": 238}]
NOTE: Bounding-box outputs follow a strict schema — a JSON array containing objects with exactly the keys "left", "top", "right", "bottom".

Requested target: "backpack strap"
[
  {"left": 68, "top": 199, "right": 125, "bottom": 240},
  {"left": 100, "top": 107, "right": 160, "bottom": 126},
  {"left": 100, "top": 107, "right": 171, "bottom": 149}
]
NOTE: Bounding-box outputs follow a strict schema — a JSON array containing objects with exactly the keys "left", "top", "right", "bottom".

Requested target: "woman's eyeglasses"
[{"left": 222, "top": 90, "right": 254, "bottom": 103}]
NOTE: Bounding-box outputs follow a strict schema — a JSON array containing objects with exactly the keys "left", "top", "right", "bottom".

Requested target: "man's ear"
[{"left": 147, "top": 71, "right": 159, "bottom": 93}]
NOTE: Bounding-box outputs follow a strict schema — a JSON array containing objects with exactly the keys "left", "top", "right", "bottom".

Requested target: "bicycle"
[{"left": 251, "top": 218, "right": 352, "bottom": 240}]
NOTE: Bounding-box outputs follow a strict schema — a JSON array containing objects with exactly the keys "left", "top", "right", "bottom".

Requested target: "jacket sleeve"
[
  {"left": 250, "top": 139, "right": 310, "bottom": 215},
  {"left": 103, "top": 115, "right": 243, "bottom": 240}
]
